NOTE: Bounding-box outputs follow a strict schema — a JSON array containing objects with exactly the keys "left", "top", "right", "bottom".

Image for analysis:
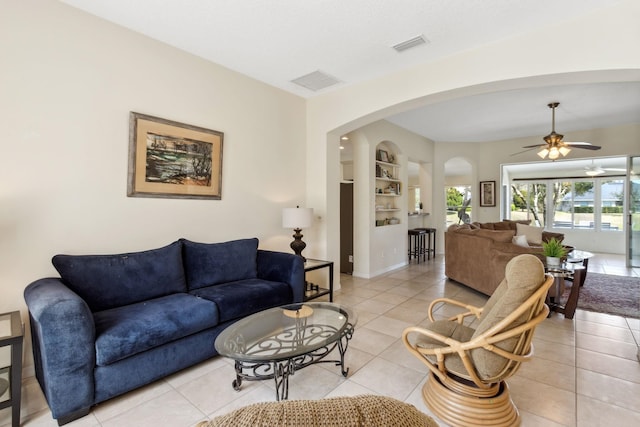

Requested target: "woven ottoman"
[{"left": 197, "top": 394, "right": 438, "bottom": 427}]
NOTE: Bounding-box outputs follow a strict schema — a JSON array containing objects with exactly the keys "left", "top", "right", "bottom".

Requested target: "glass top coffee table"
[{"left": 214, "top": 302, "right": 356, "bottom": 400}]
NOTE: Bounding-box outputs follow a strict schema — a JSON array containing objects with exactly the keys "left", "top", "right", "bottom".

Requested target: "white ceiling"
[
  {"left": 387, "top": 82, "right": 640, "bottom": 143},
  {"left": 60, "top": 0, "right": 639, "bottom": 143}
]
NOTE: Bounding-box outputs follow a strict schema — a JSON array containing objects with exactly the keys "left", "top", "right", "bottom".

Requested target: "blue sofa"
[{"left": 24, "top": 238, "right": 304, "bottom": 425}]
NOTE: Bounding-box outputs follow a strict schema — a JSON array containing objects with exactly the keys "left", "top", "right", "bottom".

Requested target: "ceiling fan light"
[
  {"left": 559, "top": 146, "right": 571, "bottom": 156},
  {"left": 585, "top": 169, "right": 605, "bottom": 176},
  {"left": 537, "top": 148, "right": 549, "bottom": 159},
  {"left": 548, "top": 147, "right": 560, "bottom": 160}
]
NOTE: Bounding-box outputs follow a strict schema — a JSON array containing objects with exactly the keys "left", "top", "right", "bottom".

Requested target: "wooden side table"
[
  {"left": 303, "top": 259, "right": 334, "bottom": 302},
  {"left": 0, "top": 311, "right": 23, "bottom": 427},
  {"left": 546, "top": 264, "right": 585, "bottom": 319}
]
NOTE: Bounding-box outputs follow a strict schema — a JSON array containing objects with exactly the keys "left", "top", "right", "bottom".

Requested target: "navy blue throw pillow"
[
  {"left": 181, "top": 238, "right": 258, "bottom": 290},
  {"left": 52, "top": 240, "right": 186, "bottom": 312}
]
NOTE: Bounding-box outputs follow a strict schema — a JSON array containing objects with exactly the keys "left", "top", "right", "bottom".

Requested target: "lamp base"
[{"left": 290, "top": 228, "right": 307, "bottom": 262}]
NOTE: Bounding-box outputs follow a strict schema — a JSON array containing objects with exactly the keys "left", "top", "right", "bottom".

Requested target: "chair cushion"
[
  {"left": 52, "top": 240, "right": 186, "bottom": 312},
  {"left": 199, "top": 395, "right": 439, "bottom": 427},
  {"left": 182, "top": 238, "right": 259, "bottom": 290},
  {"left": 190, "top": 279, "right": 293, "bottom": 323},
  {"left": 93, "top": 293, "right": 219, "bottom": 366},
  {"left": 470, "top": 254, "right": 545, "bottom": 379},
  {"left": 415, "top": 320, "right": 475, "bottom": 375}
]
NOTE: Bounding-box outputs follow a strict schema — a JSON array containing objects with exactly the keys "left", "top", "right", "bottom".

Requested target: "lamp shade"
[{"left": 282, "top": 207, "right": 313, "bottom": 229}]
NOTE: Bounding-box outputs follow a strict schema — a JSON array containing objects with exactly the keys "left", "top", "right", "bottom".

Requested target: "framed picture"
[
  {"left": 480, "top": 181, "right": 496, "bottom": 207},
  {"left": 128, "top": 112, "right": 223, "bottom": 199},
  {"left": 376, "top": 149, "right": 389, "bottom": 162}
]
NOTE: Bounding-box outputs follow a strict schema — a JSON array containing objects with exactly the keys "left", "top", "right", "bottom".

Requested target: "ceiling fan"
[
  {"left": 584, "top": 160, "right": 626, "bottom": 176},
  {"left": 519, "top": 102, "right": 602, "bottom": 160}
]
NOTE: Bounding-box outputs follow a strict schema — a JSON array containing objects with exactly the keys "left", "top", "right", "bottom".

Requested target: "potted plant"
[{"left": 542, "top": 237, "right": 567, "bottom": 268}]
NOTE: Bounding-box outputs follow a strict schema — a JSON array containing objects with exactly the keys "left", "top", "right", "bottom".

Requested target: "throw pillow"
[
  {"left": 181, "top": 238, "right": 259, "bottom": 289},
  {"left": 516, "top": 223, "right": 543, "bottom": 245},
  {"left": 52, "top": 240, "right": 187, "bottom": 312},
  {"left": 512, "top": 234, "right": 529, "bottom": 247}
]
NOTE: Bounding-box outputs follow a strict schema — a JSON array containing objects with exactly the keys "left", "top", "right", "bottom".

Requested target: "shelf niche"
[{"left": 375, "top": 146, "right": 401, "bottom": 227}]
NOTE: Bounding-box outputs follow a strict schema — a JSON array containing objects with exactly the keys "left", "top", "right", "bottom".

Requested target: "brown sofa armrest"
[{"left": 542, "top": 231, "right": 565, "bottom": 243}]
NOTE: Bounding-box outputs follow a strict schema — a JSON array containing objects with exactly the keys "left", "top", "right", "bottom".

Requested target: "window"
[
  {"left": 509, "top": 178, "right": 624, "bottom": 232},
  {"left": 509, "top": 182, "right": 546, "bottom": 227},
  {"left": 599, "top": 179, "right": 624, "bottom": 231},
  {"left": 446, "top": 186, "right": 471, "bottom": 227},
  {"left": 554, "top": 180, "right": 595, "bottom": 229}
]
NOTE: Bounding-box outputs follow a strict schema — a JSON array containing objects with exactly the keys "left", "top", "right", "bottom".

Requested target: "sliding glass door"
[{"left": 628, "top": 156, "right": 640, "bottom": 267}]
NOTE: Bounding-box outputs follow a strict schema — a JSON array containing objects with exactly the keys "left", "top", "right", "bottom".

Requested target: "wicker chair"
[{"left": 402, "top": 254, "right": 554, "bottom": 427}]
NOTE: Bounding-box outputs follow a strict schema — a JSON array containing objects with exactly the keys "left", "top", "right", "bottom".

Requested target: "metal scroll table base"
[{"left": 231, "top": 323, "right": 354, "bottom": 401}]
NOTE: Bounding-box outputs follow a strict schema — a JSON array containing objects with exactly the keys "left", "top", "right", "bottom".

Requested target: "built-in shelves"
[{"left": 375, "top": 148, "right": 401, "bottom": 227}]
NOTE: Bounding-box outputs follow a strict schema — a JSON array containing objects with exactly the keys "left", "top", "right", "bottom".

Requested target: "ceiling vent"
[
  {"left": 392, "top": 34, "right": 429, "bottom": 53},
  {"left": 291, "top": 70, "right": 341, "bottom": 91}
]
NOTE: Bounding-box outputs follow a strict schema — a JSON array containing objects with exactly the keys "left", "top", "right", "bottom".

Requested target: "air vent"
[
  {"left": 291, "top": 70, "right": 341, "bottom": 91},
  {"left": 392, "top": 34, "right": 429, "bottom": 52}
]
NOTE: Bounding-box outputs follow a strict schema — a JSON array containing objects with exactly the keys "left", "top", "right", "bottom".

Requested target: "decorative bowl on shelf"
[{"left": 388, "top": 218, "right": 400, "bottom": 225}]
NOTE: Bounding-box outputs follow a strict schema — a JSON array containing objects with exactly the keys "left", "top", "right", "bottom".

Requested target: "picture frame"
[
  {"left": 376, "top": 149, "right": 389, "bottom": 162},
  {"left": 128, "top": 112, "right": 223, "bottom": 199},
  {"left": 480, "top": 181, "right": 496, "bottom": 207}
]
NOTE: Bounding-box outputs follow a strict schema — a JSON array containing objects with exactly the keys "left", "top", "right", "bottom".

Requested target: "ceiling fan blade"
[
  {"left": 564, "top": 141, "right": 593, "bottom": 146},
  {"left": 568, "top": 144, "right": 601, "bottom": 150},
  {"left": 521, "top": 144, "right": 544, "bottom": 149},
  {"left": 510, "top": 147, "right": 539, "bottom": 156}
]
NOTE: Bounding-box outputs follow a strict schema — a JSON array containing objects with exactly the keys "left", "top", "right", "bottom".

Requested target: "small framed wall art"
[
  {"left": 376, "top": 149, "right": 389, "bottom": 163},
  {"left": 479, "top": 181, "right": 496, "bottom": 207},
  {"left": 128, "top": 112, "right": 223, "bottom": 199}
]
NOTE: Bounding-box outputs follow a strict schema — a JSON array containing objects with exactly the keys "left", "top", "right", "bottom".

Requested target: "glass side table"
[{"left": 0, "top": 311, "right": 23, "bottom": 427}]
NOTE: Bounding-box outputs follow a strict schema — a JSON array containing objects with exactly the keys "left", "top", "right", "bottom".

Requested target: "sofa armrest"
[
  {"left": 24, "top": 278, "right": 96, "bottom": 419},
  {"left": 257, "top": 250, "right": 305, "bottom": 303},
  {"left": 542, "top": 231, "right": 565, "bottom": 243}
]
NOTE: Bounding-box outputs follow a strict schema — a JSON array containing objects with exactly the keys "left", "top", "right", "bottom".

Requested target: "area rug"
[{"left": 575, "top": 272, "right": 640, "bottom": 319}]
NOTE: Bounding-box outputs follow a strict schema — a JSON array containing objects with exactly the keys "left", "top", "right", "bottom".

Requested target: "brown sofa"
[{"left": 444, "top": 220, "right": 564, "bottom": 295}]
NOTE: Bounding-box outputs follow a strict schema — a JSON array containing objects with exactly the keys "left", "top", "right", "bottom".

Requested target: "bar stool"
[
  {"left": 415, "top": 228, "right": 436, "bottom": 260},
  {"left": 408, "top": 229, "right": 427, "bottom": 263}
]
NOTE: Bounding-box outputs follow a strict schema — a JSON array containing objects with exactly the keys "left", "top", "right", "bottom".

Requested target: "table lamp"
[{"left": 282, "top": 206, "right": 314, "bottom": 261}]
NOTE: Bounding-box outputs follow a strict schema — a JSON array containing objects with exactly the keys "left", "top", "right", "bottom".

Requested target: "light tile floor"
[{"left": 2, "top": 253, "right": 638, "bottom": 426}]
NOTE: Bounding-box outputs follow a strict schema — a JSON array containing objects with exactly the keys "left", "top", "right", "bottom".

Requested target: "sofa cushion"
[
  {"left": 456, "top": 228, "right": 515, "bottom": 243},
  {"left": 492, "top": 221, "right": 513, "bottom": 230},
  {"left": 190, "top": 279, "right": 293, "bottom": 323},
  {"left": 182, "top": 238, "right": 259, "bottom": 290},
  {"left": 93, "top": 293, "right": 219, "bottom": 366},
  {"left": 52, "top": 240, "right": 186, "bottom": 312},
  {"left": 516, "top": 223, "right": 543, "bottom": 245}
]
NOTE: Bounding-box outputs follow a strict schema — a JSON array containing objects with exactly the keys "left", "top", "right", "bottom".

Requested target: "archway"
[{"left": 313, "top": 69, "right": 640, "bottom": 284}]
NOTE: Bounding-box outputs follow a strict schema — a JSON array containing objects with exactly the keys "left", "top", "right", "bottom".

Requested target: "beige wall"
[
  {"left": 306, "top": 0, "right": 640, "bottom": 272},
  {"left": 0, "top": 0, "right": 306, "bottom": 347}
]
